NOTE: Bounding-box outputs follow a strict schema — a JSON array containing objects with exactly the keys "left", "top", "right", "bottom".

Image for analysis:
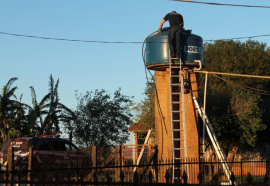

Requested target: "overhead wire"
[
  {"left": 142, "top": 30, "right": 166, "bottom": 160},
  {"left": 200, "top": 68, "right": 270, "bottom": 96},
  {"left": 0, "top": 31, "right": 270, "bottom": 43},
  {"left": 170, "top": 0, "right": 270, "bottom": 9}
]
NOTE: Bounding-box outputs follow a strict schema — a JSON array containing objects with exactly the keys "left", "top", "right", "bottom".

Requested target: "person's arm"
[
  {"left": 180, "top": 15, "right": 184, "bottom": 28},
  {"left": 159, "top": 19, "right": 166, "bottom": 30}
]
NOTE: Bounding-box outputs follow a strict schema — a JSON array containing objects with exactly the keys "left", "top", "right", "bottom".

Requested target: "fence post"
[
  {"left": 247, "top": 172, "right": 253, "bottom": 186},
  {"left": 91, "top": 145, "right": 97, "bottom": 182},
  {"left": 197, "top": 171, "right": 203, "bottom": 185},
  {"left": 154, "top": 145, "right": 158, "bottom": 183},
  {"left": 264, "top": 173, "right": 269, "bottom": 186},
  {"left": 165, "top": 169, "right": 170, "bottom": 183},
  {"left": 183, "top": 170, "right": 188, "bottom": 185},
  {"left": 115, "top": 145, "right": 121, "bottom": 182},
  {"left": 230, "top": 172, "right": 236, "bottom": 186},
  {"left": 120, "top": 169, "right": 125, "bottom": 182},
  {"left": 241, "top": 159, "right": 243, "bottom": 185},
  {"left": 7, "top": 146, "right": 14, "bottom": 186},
  {"left": 27, "top": 146, "right": 33, "bottom": 186}
]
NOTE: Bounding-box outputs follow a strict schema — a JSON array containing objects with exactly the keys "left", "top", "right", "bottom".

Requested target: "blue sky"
[{"left": 1, "top": 0, "right": 270, "bottom": 141}]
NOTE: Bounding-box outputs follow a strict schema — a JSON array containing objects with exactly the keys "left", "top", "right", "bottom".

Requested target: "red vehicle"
[{"left": 0, "top": 136, "right": 92, "bottom": 174}]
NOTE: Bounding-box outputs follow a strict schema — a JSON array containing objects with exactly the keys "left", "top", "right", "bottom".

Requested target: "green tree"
[
  {"left": 28, "top": 86, "right": 50, "bottom": 135},
  {"left": 130, "top": 78, "right": 155, "bottom": 131},
  {"left": 39, "top": 75, "right": 74, "bottom": 135},
  {"left": 201, "top": 40, "right": 270, "bottom": 159},
  {"left": 29, "top": 75, "right": 74, "bottom": 135},
  {"left": 71, "top": 89, "right": 133, "bottom": 149},
  {"left": 0, "top": 78, "right": 19, "bottom": 142}
]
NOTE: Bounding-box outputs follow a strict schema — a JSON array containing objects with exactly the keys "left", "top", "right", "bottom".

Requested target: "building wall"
[{"left": 154, "top": 68, "right": 200, "bottom": 162}]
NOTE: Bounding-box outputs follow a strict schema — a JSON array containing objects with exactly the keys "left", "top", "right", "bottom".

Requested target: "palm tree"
[
  {"left": 28, "top": 86, "right": 50, "bottom": 135},
  {"left": 28, "top": 75, "right": 75, "bottom": 135},
  {"left": 13, "top": 94, "right": 32, "bottom": 136},
  {"left": 0, "top": 77, "right": 19, "bottom": 142},
  {"left": 39, "top": 75, "right": 75, "bottom": 135}
]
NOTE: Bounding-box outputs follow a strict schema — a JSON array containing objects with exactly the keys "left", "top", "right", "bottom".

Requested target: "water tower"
[{"left": 145, "top": 27, "right": 203, "bottom": 182}]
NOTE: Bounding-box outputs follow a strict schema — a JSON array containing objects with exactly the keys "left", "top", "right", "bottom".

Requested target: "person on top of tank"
[{"left": 159, "top": 11, "right": 184, "bottom": 59}]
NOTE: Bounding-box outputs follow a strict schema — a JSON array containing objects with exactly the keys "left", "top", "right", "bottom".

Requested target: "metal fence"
[
  {"left": 1, "top": 158, "right": 270, "bottom": 185},
  {"left": 0, "top": 145, "right": 270, "bottom": 185}
]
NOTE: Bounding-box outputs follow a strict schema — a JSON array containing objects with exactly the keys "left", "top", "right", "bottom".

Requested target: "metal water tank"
[{"left": 145, "top": 28, "right": 203, "bottom": 70}]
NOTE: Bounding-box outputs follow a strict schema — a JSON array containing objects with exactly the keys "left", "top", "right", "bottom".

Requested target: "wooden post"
[
  {"left": 91, "top": 145, "right": 97, "bottom": 181},
  {"left": 182, "top": 170, "right": 188, "bottom": 185},
  {"left": 27, "top": 146, "right": 33, "bottom": 186},
  {"left": 115, "top": 145, "right": 121, "bottom": 182},
  {"left": 154, "top": 145, "right": 158, "bottom": 183},
  {"left": 230, "top": 172, "right": 236, "bottom": 186},
  {"left": 197, "top": 171, "right": 203, "bottom": 184},
  {"left": 7, "top": 146, "right": 14, "bottom": 186},
  {"left": 247, "top": 172, "right": 253, "bottom": 186},
  {"left": 84, "top": 145, "right": 97, "bottom": 181},
  {"left": 264, "top": 173, "right": 269, "bottom": 186}
]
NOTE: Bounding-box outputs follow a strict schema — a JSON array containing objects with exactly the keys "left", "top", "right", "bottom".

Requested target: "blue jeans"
[{"left": 168, "top": 25, "right": 183, "bottom": 56}]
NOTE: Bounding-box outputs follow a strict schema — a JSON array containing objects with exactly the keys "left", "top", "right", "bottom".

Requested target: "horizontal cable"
[
  {"left": 196, "top": 71, "right": 270, "bottom": 79},
  {"left": 0, "top": 31, "right": 142, "bottom": 44},
  {"left": 171, "top": 0, "right": 270, "bottom": 9},
  {"left": 0, "top": 31, "right": 270, "bottom": 43}
]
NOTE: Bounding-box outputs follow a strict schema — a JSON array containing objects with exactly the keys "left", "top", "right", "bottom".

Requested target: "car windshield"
[
  {"left": 33, "top": 140, "right": 78, "bottom": 151},
  {"left": 2, "top": 139, "right": 31, "bottom": 152}
]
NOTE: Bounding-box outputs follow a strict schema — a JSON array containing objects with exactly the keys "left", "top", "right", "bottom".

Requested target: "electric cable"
[
  {"left": 1, "top": 31, "right": 270, "bottom": 43},
  {"left": 142, "top": 30, "right": 166, "bottom": 160},
  {"left": 200, "top": 68, "right": 270, "bottom": 96},
  {"left": 171, "top": 0, "right": 270, "bottom": 9}
]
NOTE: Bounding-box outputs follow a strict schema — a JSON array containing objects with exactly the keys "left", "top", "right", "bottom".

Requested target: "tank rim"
[{"left": 146, "top": 62, "right": 202, "bottom": 71}]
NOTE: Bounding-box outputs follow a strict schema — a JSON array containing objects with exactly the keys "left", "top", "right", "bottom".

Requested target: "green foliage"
[
  {"left": 71, "top": 88, "right": 133, "bottom": 149},
  {"left": 0, "top": 75, "right": 75, "bottom": 142},
  {"left": 201, "top": 40, "right": 270, "bottom": 151},
  {"left": 130, "top": 78, "right": 155, "bottom": 131},
  {"left": 28, "top": 75, "right": 75, "bottom": 135}
]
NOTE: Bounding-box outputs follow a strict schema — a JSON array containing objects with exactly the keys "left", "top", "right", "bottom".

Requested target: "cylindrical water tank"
[{"left": 145, "top": 28, "right": 203, "bottom": 70}]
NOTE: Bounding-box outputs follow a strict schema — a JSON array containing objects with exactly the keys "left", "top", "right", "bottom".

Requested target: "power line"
[
  {"left": 205, "top": 34, "right": 270, "bottom": 42},
  {"left": 0, "top": 31, "right": 270, "bottom": 43},
  {"left": 171, "top": 0, "right": 270, "bottom": 9},
  {"left": 196, "top": 71, "right": 270, "bottom": 79},
  {"left": 0, "top": 31, "right": 142, "bottom": 44},
  {"left": 196, "top": 69, "right": 270, "bottom": 95}
]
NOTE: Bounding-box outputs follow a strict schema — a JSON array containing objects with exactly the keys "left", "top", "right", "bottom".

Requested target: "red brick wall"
[{"left": 155, "top": 69, "right": 200, "bottom": 161}]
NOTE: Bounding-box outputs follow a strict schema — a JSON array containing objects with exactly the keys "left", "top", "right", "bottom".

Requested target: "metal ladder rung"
[
  {"left": 174, "top": 138, "right": 185, "bottom": 140},
  {"left": 170, "top": 53, "right": 189, "bottom": 184},
  {"left": 173, "top": 129, "right": 184, "bottom": 131},
  {"left": 174, "top": 148, "right": 186, "bottom": 150},
  {"left": 172, "top": 111, "right": 183, "bottom": 113},
  {"left": 172, "top": 101, "right": 183, "bottom": 104},
  {"left": 173, "top": 120, "right": 184, "bottom": 122},
  {"left": 171, "top": 83, "right": 182, "bottom": 86}
]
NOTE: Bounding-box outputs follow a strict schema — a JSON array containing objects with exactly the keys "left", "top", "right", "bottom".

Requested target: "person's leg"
[
  {"left": 175, "top": 27, "right": 183, "bottom": 58},
  {"left": 168, "top": 26, "right": 177, "bottom": 57}
]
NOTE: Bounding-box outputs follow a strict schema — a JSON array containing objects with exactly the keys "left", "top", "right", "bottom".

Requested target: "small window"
[
  {"left": 64, "top": 143, "right": 78, "bottom": 151},
  {"left": 37, "top": 143, "right": 51, "bottom": 150},
  {"left": 48, "top": 141, "right": 65, "bottom": 151}
]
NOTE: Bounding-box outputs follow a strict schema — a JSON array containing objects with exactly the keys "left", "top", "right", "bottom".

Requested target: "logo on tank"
[{"left": 184, "top": 46, "right": 202, "bottom": 54}]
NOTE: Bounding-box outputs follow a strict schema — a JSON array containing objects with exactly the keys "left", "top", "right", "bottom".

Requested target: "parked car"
[{"left": 0, "top": 135, "right": 92, "bottom": 172}]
